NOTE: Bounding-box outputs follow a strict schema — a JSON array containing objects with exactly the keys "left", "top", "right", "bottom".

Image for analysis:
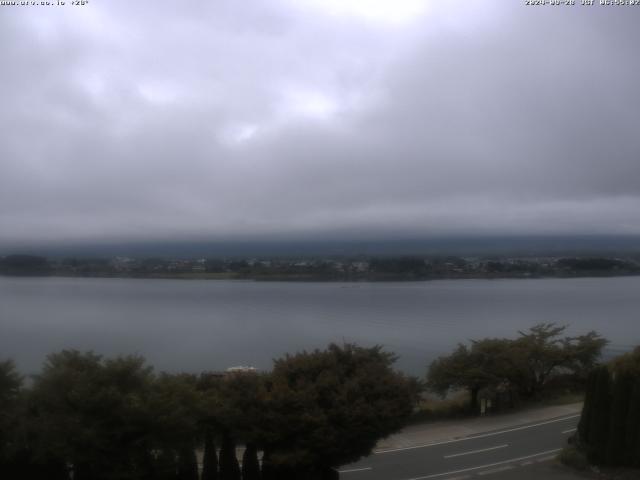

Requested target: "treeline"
[
  {"left": 576, "top": 347, "right": 640, "bottom": 467},
  {"left": 0, "top": 344, "right": 418, "bottom": 480},
  {"left": 0, "top": 255, "right": 50, "bottom": 275},
  {"left": 2, "top": 254, "right": 640, "bottom": 280},
  {"left": 427, "top": 324, "right": 608, "bottom": 413}
]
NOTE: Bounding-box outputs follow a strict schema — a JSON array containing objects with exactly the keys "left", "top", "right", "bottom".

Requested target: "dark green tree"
[
  {"left": 576, "top": 347, "right": 640, "bottom": 467},
  {"left": 211, "top": 371, "right": 267, "bottom": 480},
  {"left": 149, "top": 373, "right": 202, "bottom": 451},
  {"left": 427, "top": 339, "right": 519, "bottom": 412},
  {"left": 156, "top": 449, "right": 179, "bottom": 480},
  {"left": 215, "top": 371, "right": 267, "bottom": 444},
  {"left": 512, "top": 324, "right": 607, "bottom": 398},
  {"left": 242, "top": 443, "right": 261, "bottom": 480},
  {"left": 177, "top": 446, "right": 199, "bottom": 480},
  {"left": 428, "top": 324, "right": 607, "bottom": 409},
  {"left": 586, "top": 365, "right": 611, "bottom": 464},
  {"left": 197, "top": 373, "right": 224, "bottom": 480},
  {"left": 613, "top": 347, "right": 640, "bottom": 467},
  {"left": 605, "top": 371, "right": 634, "bottom": 465},
  {"left": 0, "top": 360, "right": 24, "bottom": 478},
  {"left": 577, "top": 369, "right": 597, "bottom": 445},
  {"left": 261, "top": 343, "right": 418, "bottom": 477},
  {"left": 626, "top": 380, "right": 640, "bottom": 467},
  {"left": 149, "top": 371, "right": 204, "bottom": 480},
  {"left": 201, "top": 430, "right": 219, "bottom": 480},
  {"left": 219, "top": 432, "right": 241, "bottom": 480},
  {"left": 28, "top": 351, "right": 157, "bottom": 479},
  {"left": 260, "top": 450, "right": 274, "bottom": 480},
  {"left": 0, "top": 254, "right": 50, "bottom": 275}
]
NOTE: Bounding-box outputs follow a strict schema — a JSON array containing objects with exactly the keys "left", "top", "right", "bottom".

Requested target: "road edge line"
[
  {"left": 375, "top": 414, "right": 579, "bottom": 454},
  {"left": 404, "top": 448, "right": 562, "bottom": 480}
]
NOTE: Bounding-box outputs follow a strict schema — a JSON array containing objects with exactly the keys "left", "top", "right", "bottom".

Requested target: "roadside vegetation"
[
  {"left": 0, "top": 344, "right": 418, "bottom": 480},
  {"left": 425, "top": 323, "right": 606, "bottom": 415},
  {"left": 0, "top": 324, "right": 616, "bottom": 479}
]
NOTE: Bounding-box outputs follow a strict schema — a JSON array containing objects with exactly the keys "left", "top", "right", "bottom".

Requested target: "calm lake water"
[{"left": 1, "top": 276, "right": 639, "bottom": 375}]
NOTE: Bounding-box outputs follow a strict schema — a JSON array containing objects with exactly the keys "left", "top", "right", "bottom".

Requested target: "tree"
[
  {"left": 0, "top": 254, "right": 49, "bottom": 275},
  {"left": 219, "top": 432, "right": 241, "bottom": 480},
  {"left": 577, "top": 369, "right": 597, "bottom": 445},
  {"left": 585, "top": 365, "right": 611, "bottom": 464},
  {"left": 605, "top": 371, "right": 633, "bottom": 465},
  {"left": 260, "top": 344, "right": 418, "bottom": 478},
  {"left": 428, "top": 324, "right": 608, "bottom": 410},
  {"left": 241, "top": 443, "right": 261, "bottom": 480},
  {"left": 28, "top": 350, "right": 157, "bottom": 480},
  {"left": 612, "top": 347, "right": 640, "bottom": 467},
  {"left": 576, "top": 348, "right": 640, "bottom": 467},
  {"left": 177, "top": 446, "right": 199, "bottom": 480},
  {"left": 156, "top": 449, "right": 179, "bottom": 480},
  {"left": 369, "top": 257, "right": 429, "bottom": 277},
  {"left": 201, "top": 430, "right": 219, "bottom": 480},
  {"left": 205, "top": 370, "right": 266, "bottom": 480},
  {"left": 0, "top": 360, "right": 23, "bottom": 476},
  {"left": 427, "top": 339, "right": 520, "bottom": 412},
  {"left": 625, "top": 380, "right": 640, "bottom": 467},
  {"left": 149, "top": 373, "right": 202, "bottom": 452},
  {"left": 512, "top": 324, "right": 607, "bottom": 398},
  {"left": 0, "top": 360, "right": 21, "bottom": 441},
  {"left": 215, "top": 371, "right": 268, "bottom": 447}
]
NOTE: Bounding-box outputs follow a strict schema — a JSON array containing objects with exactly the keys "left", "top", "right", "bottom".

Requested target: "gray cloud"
[{"left": 1, "top": 0, "right": 640, "bottom": 245}]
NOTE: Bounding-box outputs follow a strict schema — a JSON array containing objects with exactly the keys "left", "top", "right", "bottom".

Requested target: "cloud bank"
[{"left": 1, "top": 1, "right": 639, "bottom": 245}]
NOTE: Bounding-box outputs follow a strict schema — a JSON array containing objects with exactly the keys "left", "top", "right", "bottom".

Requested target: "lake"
[{"left": 1, "top": 276, "right": 638, "bottom": 375}]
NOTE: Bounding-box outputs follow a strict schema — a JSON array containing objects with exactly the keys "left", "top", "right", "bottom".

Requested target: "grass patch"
[
  {"left": 409, "top": 391, "right": 471, "bottom": 424},
  {"left": 537, "top": 391, "right": 585, "bottom": 407},
  {"left": 559, "top": 446, "right": 589, "bottom": 471},
  {"left": 408, "top": 389, "right": 584, "bottom": 426}
]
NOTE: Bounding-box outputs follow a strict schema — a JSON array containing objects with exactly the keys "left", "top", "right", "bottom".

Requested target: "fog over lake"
[{"left": 1, "top": 276, "right": 638, "bottom": 375}]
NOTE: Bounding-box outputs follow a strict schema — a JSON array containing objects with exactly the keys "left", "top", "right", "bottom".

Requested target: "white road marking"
[
  {"left": 402, "top": 448, "right": 562, "bottom": 480},
  {"left": 375, "top": 415, "right": 579, "bottom": 454},
  {"left": 535, "top": 455, "right": 556, "bottom": 463},
  {"left": 477, "top": 465, "right": 514, "bottom": 475},
  {"left": 339, "top": 467, "right": 373, "bottom": 474},
  {"left": 562, "top": 428, "right": 577, "bottom": 434},
  {"left": 444, "top": 444, "right": 508, "bottom": 459}
]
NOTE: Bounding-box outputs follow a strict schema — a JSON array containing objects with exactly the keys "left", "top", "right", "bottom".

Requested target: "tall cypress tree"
[
  {"left": 626, "top": 380, "right": 640, "bottom": 468},
  {"left": 587, "top": 365, "right": 612, "bottom": 464},
  {"left": 241, "top": 443, "right": 261, "bottom": 480},
  {"left": 156, "top": 449, "right": 179, "bottom": 480},
  {"left": 177, "top": 446, "right": 199, "bottom": 480},
  {"left": 260, "top": 450, "right": 275, "bottom": 480},
  {"left": 202, "top": 430, "right": 219, "bottom": 480},
  {"left": 219, "top": 433, "right": 241, "bottom": 480},
  {"left": 137, "top": 449, "right": 158, "bottom": 480},
  {"left": 606, "top": 372, "right": 633, "bottom": 465},
  {"left": 577, "top": 369, "right": 597, "bottom": 446},
  {"left": 18, "top": 454, "right": 69, "bottom": 480}
]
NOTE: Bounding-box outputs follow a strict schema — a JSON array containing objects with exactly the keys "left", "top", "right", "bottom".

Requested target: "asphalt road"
[{"left": 339, "top": 414, "right": 580, "bottom": 480}]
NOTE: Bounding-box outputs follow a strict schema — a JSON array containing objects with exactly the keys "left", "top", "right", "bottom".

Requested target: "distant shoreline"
[
  {"left": 3, "top": 254, "right": 639, "bottom": 282},
  {"left": 3, "top": 271, "right": 640, "bottom": 282}
]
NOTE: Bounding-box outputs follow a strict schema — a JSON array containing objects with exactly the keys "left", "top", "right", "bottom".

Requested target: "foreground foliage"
[{"left": 0, "top": 344, "right": 417, "bottom": 480}]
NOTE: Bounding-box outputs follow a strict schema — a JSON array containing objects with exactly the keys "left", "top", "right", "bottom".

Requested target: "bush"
[
  {"left": 559, "top": 446, "right": 589, "bottom": 471},
  {"left": 409, "top": 392, "right": 471, "bottom": 424}
]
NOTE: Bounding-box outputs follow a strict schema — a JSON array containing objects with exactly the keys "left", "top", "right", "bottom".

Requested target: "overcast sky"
[{"left": 1, "top": 0, "right": 639, "bottom": 247}]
